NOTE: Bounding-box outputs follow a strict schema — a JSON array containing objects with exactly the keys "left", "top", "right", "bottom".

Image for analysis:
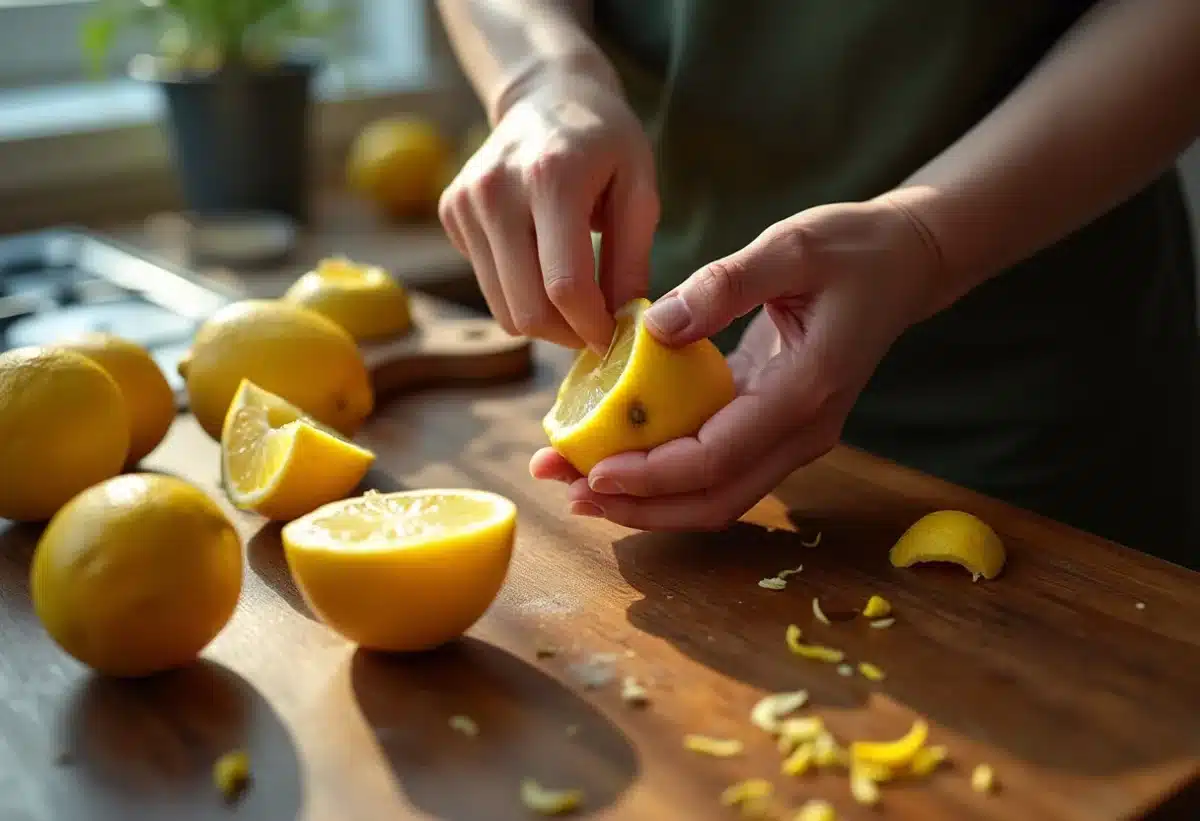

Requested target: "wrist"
[
  {"left": 490, "top": 51, "right": 624, "bottom": 125},
  {"left": 873, "top": 188, "right": 966, "bottom": 320}
]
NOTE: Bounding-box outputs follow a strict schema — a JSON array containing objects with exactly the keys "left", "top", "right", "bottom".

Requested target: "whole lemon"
[
  {"left": 347, "top": 117, "right": 452, "bottom": 219},
  {"left": 57, "top": 333, "right": 176, "bottom": 467},
  {"left": 282, "top": 257, "right": 411, "bottom": 341},
  {"left": 0, "top": 347, "right": 129, "bottom": 522},
  {"left": 182, "top": 300, "right": 374, "bottom": 440},
  {"left": 31, "top": 473, "right": 242, "bottom": 677}
]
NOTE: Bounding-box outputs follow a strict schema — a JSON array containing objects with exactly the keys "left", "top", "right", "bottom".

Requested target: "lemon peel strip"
[
  {"left": 857, "top": 662, "right": 886, "bottom": 682},
  {"left": 521, "top": 779, "right": 584, "bottom": 815},
  {"left": 758, "top": 577, "right": 788, "bottom": 590},
  {"left": 971, "top": 763, "right": 997, "bottom": 793},
  {"left": 862, "top": 595, "right": 892, "bottom": 619},
  {"left": 849, "top": 768, "right": 881, "bottom": 805},
  {"left": 849, "top": 719, "right": 929, "bottom": 767},
  {"left": 683, "top": 735, "right": 743, "bottom": 757},
  {"left": 801, "top": 531, "right": 822, "bottom": 548},
  {"left": 750, "top": 690, "right": 809, "bottom": 733},
  {"left": 720, "top": 778, "right": 773, "bottom": 808},
  {"left": 784, "top": 625, "right": 845, "bottom": 664},
  {"left": 794, "top": 799, "right": 836, "bottom": 821},
  {"left": 781, "top": 742, "right": 815, "bottom": 776},
  {"left": 812, "top": 597, "right": 831, "bottom": 625},
  {"left": 869, "top": 617, "right": 896, "bottom": 629}
]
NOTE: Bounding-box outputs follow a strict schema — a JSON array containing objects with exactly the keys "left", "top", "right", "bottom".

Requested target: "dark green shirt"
[{"left": 592, "top": 0, "right": 1198, "bottom": 566}]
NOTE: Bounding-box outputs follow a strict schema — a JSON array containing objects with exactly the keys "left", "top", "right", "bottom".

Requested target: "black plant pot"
[{"left": 154, "top": 60, "right": 315, "bottom": 224}]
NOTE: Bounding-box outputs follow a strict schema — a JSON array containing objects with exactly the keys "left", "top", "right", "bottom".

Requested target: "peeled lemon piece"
[
  {"left": 283, "top": 257, "right": 411, "bottom": 341},
  {"left": 221, "top": 380, "right": 375, "bottom": 521},
  {"left": 849, "top": 720, "right": 929, "bottom": 768},
  {"left": 889, "top": 510, "right": 1006, "bottom": 581},
  {"left": 281, "top": 489, "right": 517, "bottom": 652},
  {"left": 544, "top": 298, "right": 735, "bottom": 475}
]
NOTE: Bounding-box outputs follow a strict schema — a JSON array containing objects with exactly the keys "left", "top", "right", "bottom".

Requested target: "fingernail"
[
  {"left": 570, "top": 500, "right": 605, "bottom": 518},
  {"left": 645, "top": 294, "right": 690, "bottom": 336},
  {"left": 589, "top": 476, "right": 624, "bottom": 495}
]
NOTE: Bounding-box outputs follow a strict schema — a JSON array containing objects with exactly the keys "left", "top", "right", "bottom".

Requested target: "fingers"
[
  {"left": 529, "top": 447, "right": 582, "bottom": 483},
  {"left": 644, "top": 221, "right": 806, "bottom": 347},
  {"left": 564, "top": 425, "right": 836, "bottom": 531},
  {"left": 439, "top": 193, "right": 516, "bottom": 334},
  {"left": 596, "top": 166, "right": 659, "bottom": 312},
  {"left": 473, "top": 171, "right": 581, "bottom": 347},
  {"left": 528, "top": 153, "right": 615, "bottom": 350}
]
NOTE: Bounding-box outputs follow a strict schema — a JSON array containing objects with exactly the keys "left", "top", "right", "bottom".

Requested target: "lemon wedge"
[
  {"left": 889, "top": 510, "right": 1006, "bottom": 581},
  {"left": 543, "top": 298, "right": 735, "bottom": 475},
  {"left": 281, "top": 489, "right": 517, "bottom": 651},
  {"left": 221, "top": 379, "right": 375, "bottom": 521}
]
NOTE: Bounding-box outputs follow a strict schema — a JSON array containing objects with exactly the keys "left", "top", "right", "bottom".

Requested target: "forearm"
[
  {"left": 435, "top": 0, "right": 621, "bottom": 124},
  {"left": 886, "top": 0, "right": 1200, "bottom": 308}
]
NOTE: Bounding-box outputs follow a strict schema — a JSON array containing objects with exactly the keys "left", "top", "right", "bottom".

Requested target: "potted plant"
[{"left": 82, "top": 0, "right": 349, "bottom": 223}]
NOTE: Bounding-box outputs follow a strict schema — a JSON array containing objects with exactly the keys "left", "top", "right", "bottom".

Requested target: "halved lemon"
[
  {"left": 889, "top": 510, "right": 1006, "bottom": 581},
  {"left": 543, "top": 298, "right": 735, "bottom": 474},
  {"left": 221, "top": 379, "right": 375, "bottom": 521},
  {"left": 280, "top": 489, "right": 517, "bottom": 651}
]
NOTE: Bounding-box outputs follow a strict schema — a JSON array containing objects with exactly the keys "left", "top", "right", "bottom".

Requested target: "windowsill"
[{"left": 0, "top": 55, "right": 472, "bottom": 198}]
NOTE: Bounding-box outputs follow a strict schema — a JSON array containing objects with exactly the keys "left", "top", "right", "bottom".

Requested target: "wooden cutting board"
[{"left": 0, "top": 318, "right": 1196, "bottom": 821}]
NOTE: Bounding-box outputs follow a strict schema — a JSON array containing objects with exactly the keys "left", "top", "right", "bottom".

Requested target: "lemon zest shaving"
[
  {"left": 750, "top": 690, "right": 809, "bottom": 733},
  {"left": 971, "top": 763, "right": 997, "bottom": 793},
  {"left": 720, "top": 778, "right": 773, "bottom": 808},
  {"left": 777, "top": 716, "right": 825, "bottom": 754},
  {"left": 869, "top": 617, "right": 896, "bottom": 629},
  {"left": 520, "top": 779, "right": 584, "bottom": 815},
  {"left": 857, "top": 662, "right": 886, "bottom": 681},
  {"left": 849, "top": 720, "right": 929, "bottom": 767},
  {"left": 683, "top": 734, "right": 744, "bottom": 757},
  {"left": 812, "top": 597, "right": 831, "bottom": 625},
  {"left": 849, "top": 768, "right": 881, "bottom": 806},
  {"left": 813, "top": 731, "right": 847, "bottom": 768},
  {"left": 794, "top": 799, "right": 836, "bottom": 821},
  {"left": 801, "top": 532, "right": 822, "bottom": 548},
  {"left": 781, "top": 742, "right": 815, "bottom": 776},
  {"left": 213, "top": 750, "right": 251, "bottom": 802},
  {"left": 449, "top": 715, "right": 479, "bottom": 737},
  {"left": 836, "top": 664, "right": 854, "bottom": 677},
  {"left": 862, "top": 595, "right": 892, "bottom": 619}
]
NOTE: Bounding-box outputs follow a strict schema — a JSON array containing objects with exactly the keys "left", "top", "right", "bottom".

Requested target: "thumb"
[{"left": 645, "top": 225, "right": 798, "bottom": 346}]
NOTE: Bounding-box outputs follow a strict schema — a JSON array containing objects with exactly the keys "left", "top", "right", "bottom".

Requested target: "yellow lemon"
[
  {"left": 347, "top": 117, "right": 452, "bottom": 220},
  {"left": 222, "top": 379, "right": 375, "bottom": 522},
  {"left": 0, "top": 347, "right": 128, "bottom": 522},
  {"left": 30, "top": 473, "right": 242, "bottom": 677},
  {"left": 281, "top": 489, "right": 517, "bottom": 652},
  {"left": 56, "top": 333, "right": 176, "bottom": 467},
  {"left": 543, "top": 297, "right": 736, "bottom": 475},
  {"left": 182, "top": 300, "right": 373, "bottom": 441},
  {"left": 282, "top": 257, "right": 411, "bottom": 341},
  {"left": 889, "top": 510, "right": 1007, "bottom": 581}
]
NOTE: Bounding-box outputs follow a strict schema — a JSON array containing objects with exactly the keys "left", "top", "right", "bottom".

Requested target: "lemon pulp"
[{"left": 222, "top": 380, "right": 374, "bottom": 522}]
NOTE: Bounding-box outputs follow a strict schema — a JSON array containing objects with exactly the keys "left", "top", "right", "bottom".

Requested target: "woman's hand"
[
  {"left": 530, "top": 198, "right": 945, "bottom": 531},
  {"left": 438, "top": 72, "right": 660, "bottom": 350}
]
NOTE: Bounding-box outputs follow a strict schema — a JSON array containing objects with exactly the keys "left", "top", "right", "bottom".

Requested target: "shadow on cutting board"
[
  {"left": 613, "top": 499, "right": 1200, "bottom": 779},
  {"left": 351, "top": 637, "right": 639, "bottom": 821},
  {"left": 54, "top": 660, "right": 303, "bottom": 821}
]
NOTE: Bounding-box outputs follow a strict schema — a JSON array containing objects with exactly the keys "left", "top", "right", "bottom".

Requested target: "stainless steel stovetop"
[{"left": 0, "top": 228, "right": 236, "bottom": 407}]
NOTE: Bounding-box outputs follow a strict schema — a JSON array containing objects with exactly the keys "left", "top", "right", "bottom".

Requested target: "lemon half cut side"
[
  {"left": 221, "top": 379, "right": 375, "bottom": 522},
  {"left": 543, "top": 298, "right": 736, "bottom": 475},
  {"left": 281, "top": 489, "right": 517, "bottom": 652}
]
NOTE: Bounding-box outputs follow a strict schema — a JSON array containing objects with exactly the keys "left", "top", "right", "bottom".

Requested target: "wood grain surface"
[{"left": 1, "top": 311, "right": 1197, "bottom": 821}]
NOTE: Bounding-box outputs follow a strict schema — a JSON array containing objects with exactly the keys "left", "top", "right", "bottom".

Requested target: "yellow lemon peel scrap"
[
  {"left": 449, "top": 715, "right": 478, "bottom": 737},
  {"left": 910, "top": 745, "right": 949, "bottom": 776},
  {"left": 758, "top": 577, "right": 788, "bottom": 590},
  {"left": 888, "top": 510, "right": 1005, "bottom": 581},
  {"left": 813, "top": 731, "right": 847, "bottom": 768},
  {"left": 852, "top": 760, "right": 895, "bottom": 783},
  {"left": 620, "top": 676, "right": 649, "bottom": 707},
  {"left": 683, "top": 734, "right": 743, "bottom": 757},
  {"left": 794, "top": 799, "right": 836, "bottom": 821},
  {"left": 849, "top": 768, "right": 881, "bottom": 806},
  {"left": 862, "top": 595, "right": 892, "bottom": 619},
  {"left": 811, "top": 597, "right": 831, "bottom": 626},
  {"left": 785, "top": 626, "right": 844, "bottom": 663},
  {"left": 781, "top": 742, "right": 815, "bottom": 776},
  {"left": 971, "top": 763, "right": 997, "bottom": 793},
  {"left": 857, "top": 662, "right": 886, "bottom": 682},
  {"left": 750, "top": 690, "right": 810, "bottom": 733},
  {"left": 213, "top": 750, "right": 251, "bottom": 801},
  {"left": 849, "top": 720, "right": 928, "bottom": 767},
  {"left": 801, "top": 532, "right": 822, "bottom": 548},
  {"left": 777, "top": 716, "right": 825, "bottom": 754},
  {"left": 869, "top": 617, "right": 896, "bottom": 629},
  {"left": 720, "top": 778, "right": 773, "bottom": 808},
  {"left": 520, "top": 778, "right": 584, "bottom": 815}
]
